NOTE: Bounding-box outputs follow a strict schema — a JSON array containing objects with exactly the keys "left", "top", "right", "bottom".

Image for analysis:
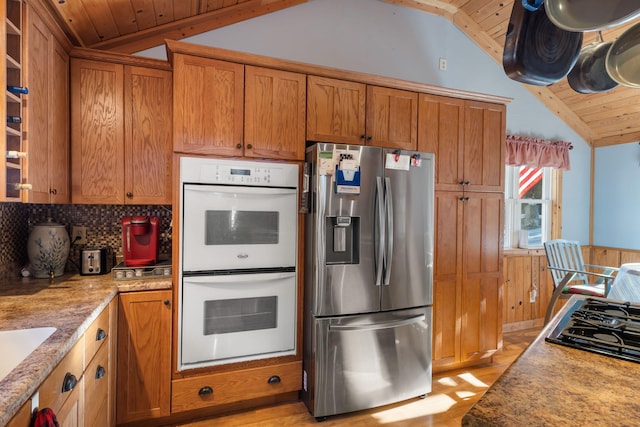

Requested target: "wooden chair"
[{"left": 543, "top": 239, "right": 618, "bottom": 323}]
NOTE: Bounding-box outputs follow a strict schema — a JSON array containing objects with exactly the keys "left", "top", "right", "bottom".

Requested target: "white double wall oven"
[{"left": 178, "top": 156, "right": 299, "bottom": 371}]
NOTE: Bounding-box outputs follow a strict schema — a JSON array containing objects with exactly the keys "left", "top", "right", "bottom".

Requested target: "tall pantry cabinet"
[{"left": 419, "top": 93, "right": 506, "bottom": 372}]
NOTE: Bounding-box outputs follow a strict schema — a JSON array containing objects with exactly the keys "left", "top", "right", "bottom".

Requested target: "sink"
[{"left": 0, "top": 327, "right": 56, "bottom": 382}]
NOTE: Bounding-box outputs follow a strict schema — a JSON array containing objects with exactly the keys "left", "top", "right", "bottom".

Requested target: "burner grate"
[{"left": 546, "top": 297, "right": 640, "bottom": 363}]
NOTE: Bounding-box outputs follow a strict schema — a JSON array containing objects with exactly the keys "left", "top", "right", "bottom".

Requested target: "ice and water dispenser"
[{"left": 325, "top": 216, "right": 360, "bottom": 265}]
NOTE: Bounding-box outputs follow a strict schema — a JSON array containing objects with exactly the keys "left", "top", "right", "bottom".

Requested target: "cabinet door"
[
  {"left": 460, "top": 192, "right": 503, "bottom": 362},
  {"left": 244, "top": 66, "right": 306, "bottom": 160},
  {"left": 418, "top": 94, "right": 464, "bottom": 191},
  {"left": 24, "top": 7, "right": 69, "bottom": 204},
  {"left": 71, "top": 59, "right": 124, "bottom": 204},
  {"left": 117, "top": 290, "right": 171, "bottom": 424},
  {"left": 173, "top": 54, "right": 243, "bottom": 156},
  {"left": 6, "top": 399, "right": 31, "bottom": 427},
  {"left": 463, "top": 100, "right": 505, "bottom": 192},
  {"left": 49, "top": 39, "right": 70, "bottom": 203},
  {"left": 366, "top": 86, "right": 417, "bottom": 150},
  {"left": 503, "top": 256, "right": 531, "bottom": 326},
  {"left": 56, "top": 376, "right": 84, "bottom": 427},
  {"left": 432, "top": 191, "right": 463, "bottom": 370},
  {"left": 24, "top": 6, "right": 49, "bottom": 203},
  {"left": 84, "top": 343, "right": 109, "bottom": 427},
  {"left": 307, "top": 75, "right": 365, "bottom": 144},
  {"left": 124, "top": 66, "right": 172, "bottom": 204}
]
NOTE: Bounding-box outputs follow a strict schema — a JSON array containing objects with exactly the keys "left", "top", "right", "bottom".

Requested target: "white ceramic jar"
[{"left": 27, "top": 219, "right": 70, "bottom": 279}]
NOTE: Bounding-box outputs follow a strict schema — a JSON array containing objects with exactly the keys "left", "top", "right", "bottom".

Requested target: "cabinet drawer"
[
  {"left": 85, "top": 304, "right": 110, "bottom": 367},
  {"left": 171, "top": 361, "right": 302, "bottom": 413},
  {"left": 38, "top": 337, "right": 84, "bottom": 413},
  {"left": 84, "top": 342, "right": 109, "bottom": 427}
]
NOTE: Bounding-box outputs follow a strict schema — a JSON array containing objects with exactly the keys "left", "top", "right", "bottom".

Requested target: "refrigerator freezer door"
[
  {"left": 308, "top": 144, "right": 383, "bottom": 316},
  {"left": 309, "top": 307, "right": 432, "bottom": 418},
  {"left": 381, "top": 150, "right": 435, "bottom": 310}
]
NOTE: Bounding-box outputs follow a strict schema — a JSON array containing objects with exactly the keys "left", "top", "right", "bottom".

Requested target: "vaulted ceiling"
[{"left": 43, "top": 0, "right": 640, "bottom": 147}]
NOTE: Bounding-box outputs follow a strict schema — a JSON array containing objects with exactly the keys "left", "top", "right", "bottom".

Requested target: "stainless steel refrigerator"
[{"left": 302, "top": 143, "right": 434, "bottom": 419}]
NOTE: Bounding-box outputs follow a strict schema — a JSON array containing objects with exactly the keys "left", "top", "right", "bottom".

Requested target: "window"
[{"left": 504, "top": 165, "right": 552, "bottom": 248}]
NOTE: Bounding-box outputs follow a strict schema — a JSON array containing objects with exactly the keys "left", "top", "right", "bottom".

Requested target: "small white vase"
[{"left": 28, "top": 219, "right": 70, "bottom": 279}]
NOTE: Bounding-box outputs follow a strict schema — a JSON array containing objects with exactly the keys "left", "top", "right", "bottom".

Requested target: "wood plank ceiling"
[{"left": 44, "top": 0, "right": 640, "bottom": 147}]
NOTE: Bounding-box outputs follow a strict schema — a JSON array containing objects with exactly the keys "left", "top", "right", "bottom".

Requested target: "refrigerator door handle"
[
  {"left": 383, "top": 177, "right": 394, "bottom": 285},
  {"left": 375, "top": 177, "right": 385, "bottom": 286},
  {"left": 328, "top": 314, "right": 426, "bottom": 331}
]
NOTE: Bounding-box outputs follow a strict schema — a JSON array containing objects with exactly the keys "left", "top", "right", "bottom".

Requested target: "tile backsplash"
[{"left": 0, "top": 203, "right": 173, "bottom": 279}]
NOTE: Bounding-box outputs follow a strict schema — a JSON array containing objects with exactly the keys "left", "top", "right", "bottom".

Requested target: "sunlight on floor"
[
  {"left": 458, "top": 372, "right": 489, "bottom": 388},
  {"left": 371, "top": 394, "right": 457, "bottom": 424}
]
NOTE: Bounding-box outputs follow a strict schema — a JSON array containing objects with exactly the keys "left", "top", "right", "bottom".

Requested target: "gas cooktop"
[{"left": 546, "top": 297, "right": 640, "bottom": 364}]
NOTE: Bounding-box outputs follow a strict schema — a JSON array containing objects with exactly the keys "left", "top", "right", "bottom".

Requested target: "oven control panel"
[{"left": 180, "top": 157, "right": 299, "bottom": 188}]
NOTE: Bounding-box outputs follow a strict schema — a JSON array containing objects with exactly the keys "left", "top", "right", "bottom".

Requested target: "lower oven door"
[{"left": 180, "top": 271, "right": 297, "bottom": 370}]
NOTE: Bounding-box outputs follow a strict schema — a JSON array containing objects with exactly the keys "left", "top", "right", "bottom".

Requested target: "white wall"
[{"left": 137, "top": 0, "right": 593, "bottom": 244}]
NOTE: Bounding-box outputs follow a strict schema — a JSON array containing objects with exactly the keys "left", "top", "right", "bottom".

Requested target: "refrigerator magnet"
[{"left": 385, "top": 153, "right": 410, "bottom": 170}]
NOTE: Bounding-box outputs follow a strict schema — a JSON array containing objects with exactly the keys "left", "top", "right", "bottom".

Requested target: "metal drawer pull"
[
  {"left": 95, "top": 365, "right": 106, "bottom": 379},
  {"left": 268, "top": 375, "right": 281, "bottom": 384},
  {"left": 198, "top": 386, "right": 213, "bottom": 396},
  {"left": 96, "top": 328, "right": 106, "bottom": 341},
  {"left": 62, "top": 372, "right": 78, "bottom": 393}
]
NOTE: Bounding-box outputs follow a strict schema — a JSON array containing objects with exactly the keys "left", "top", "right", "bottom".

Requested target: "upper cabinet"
[
  {"left": 418, "top": 94, "right": 506, "bottom": 192},
  {"left": 306, "top": 76, "right": 366, "bottom": 145},
  {"left": 244, "top": 65, "right": 306, "bottom": 160},
  {"left": 172, "top": 55, "right": 306, "bottom": 160},
  {"left": 306, "top": 75, "right": 417, "bottom": 150},
  {"left": 172, "top": 54, "right": 244, "bottom": 156},
  {"left": 365, "top": 85, "right": 418, "bottom": 150},
  {"left": 71, "top": 56, "right": 172, "bottom": 205},
  {"left": 24, "top": 4, "right": 69, "bottom": 204}
]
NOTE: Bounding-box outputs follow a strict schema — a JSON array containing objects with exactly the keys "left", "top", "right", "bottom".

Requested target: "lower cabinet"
[
  {"left": 171, "top": 361, "right": 302, "bottom": 413},
  {"left": 116, "top": 290, "right": 172, "bottom": 424},
  {"left": 432, "top": 191, "right": 503, "bottom": 372},
  {"left": 7, "top": 299, "right": 115, "bottom": 427}
]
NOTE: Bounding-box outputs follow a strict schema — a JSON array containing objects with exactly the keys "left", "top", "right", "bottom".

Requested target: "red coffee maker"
[{"left": 121, "top": 216, "right": 160, "bottom": 267}]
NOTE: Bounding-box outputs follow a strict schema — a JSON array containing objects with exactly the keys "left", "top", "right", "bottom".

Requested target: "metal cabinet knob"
[
  {"left": 198, "top": 386, "right": 213, "bottom": 396},
  {"left": 163, "top": 299, "right": 170, "bottom": 306},
  {"left": 62, "top": 372, "right": 78, "bottom": 393},
  {"left": 126, "top": 192, "right": 133, "bottom": 198},
  {"left": 96, "top": 328, "right": 106, "bottom": 341},
  {"left": 49, "top": 188, "right": 57, "bottom": 195},
  {"left": 267, "top": 375, "right": 281, "bottom": 384},
  {"left": 246, "top": 143, "right": 253, "bottom": 149},
  {"left": 236, "top": 143, "right": 242, "bottom": 149},
  {"left": 95, "top": 365, "right": 106, "bottom": 379}
]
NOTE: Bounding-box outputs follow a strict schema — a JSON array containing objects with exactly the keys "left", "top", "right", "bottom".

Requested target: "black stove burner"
[{"left": 546, "top": 297, "right": 640, "bottom": 364}]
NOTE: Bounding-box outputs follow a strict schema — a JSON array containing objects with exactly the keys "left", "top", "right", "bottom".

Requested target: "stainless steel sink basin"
[{"left": 0, "top": 327, "right": 56, "bottom": 382}]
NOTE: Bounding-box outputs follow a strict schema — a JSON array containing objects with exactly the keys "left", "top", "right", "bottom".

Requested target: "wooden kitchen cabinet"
[
  {"left": 172, "top": 54, "right": 244, "bottom": 156},
  {"left": 116, "top": 290, "right": 172, "bottom": 424},
  {"left": 503, "top": 253, "right": 554, "bottom": 331},
  {"left": 307, "top": 76, "right": 417, "bottom": 149},
  {"left": 432, "top": 191, "right": 504, "bottom": 372},
  {"left": 418, "top": 94, "right": 505, "bottom": 192},
  {"left": 23, "top": 4, "right": 70, "bottom": 204},
  {"left": 171, "top": 361, "right": 302, "bottom": 413},
  {"left": 71, "top": 56, "right": 172, "bottom": 204},
  {"left": 244, "top": 65, "right": 306, "bottom": 160},
  {"left": 365, "top": 85, "right": 417, "bottom": 150},
  {"left": 307, "top": 75, "right": 365, "bottom": 145},
  {"left": 6, "top": 398, "right": 32, "bottom": 427}
]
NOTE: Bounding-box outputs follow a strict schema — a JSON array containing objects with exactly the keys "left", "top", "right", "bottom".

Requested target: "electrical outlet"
[
  {"left": 439, "top": 57, "right": 447, "bottom": 71},
  {"left": 72, "top": 226, "right": 87, "bottom": 245}
]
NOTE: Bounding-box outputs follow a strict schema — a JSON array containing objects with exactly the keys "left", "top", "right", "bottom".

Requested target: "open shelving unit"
[{"left": 3, "top": 0, "right": 25, "bottom": 201}]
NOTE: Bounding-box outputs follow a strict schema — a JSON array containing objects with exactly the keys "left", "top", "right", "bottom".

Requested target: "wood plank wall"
[{"left": 503, "top": 246, "right": 640, "bottom": 331}]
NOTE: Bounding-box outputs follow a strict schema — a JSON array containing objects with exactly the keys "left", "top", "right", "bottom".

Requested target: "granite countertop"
[
  {"left": 0, "top": 273, "right": 171, "bottom": 426},
  {"left": 462, "top": 295, "right": 640, "bottom": 426}
]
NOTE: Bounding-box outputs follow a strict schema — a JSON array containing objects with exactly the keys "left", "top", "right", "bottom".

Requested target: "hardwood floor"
[{"left": 177, "top": 328, "right": 541, "bottom": 427}]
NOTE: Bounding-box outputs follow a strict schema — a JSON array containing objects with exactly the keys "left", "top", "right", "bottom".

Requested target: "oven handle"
[
  {"left": 183, "top": 271, "right": 296, "bottom": 284},
  {"left": 329, "top": 314, "right": 426, "bottom": 332},
  {"left": 184, "top": 185, "right": 297, "bottom": 196}
]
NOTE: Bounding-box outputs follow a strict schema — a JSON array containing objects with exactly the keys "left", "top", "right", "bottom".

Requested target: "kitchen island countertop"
[
  {"left": 0, "top": 273, "right": 171, "bottom": 426},
  {"left": 462, "top": 295, "right": 640, "bottom": 426}
]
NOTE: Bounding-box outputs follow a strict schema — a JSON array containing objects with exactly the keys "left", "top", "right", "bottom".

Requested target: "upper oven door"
[{"left": 182, "top": 184, "right": 298, "bottom": 272}]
